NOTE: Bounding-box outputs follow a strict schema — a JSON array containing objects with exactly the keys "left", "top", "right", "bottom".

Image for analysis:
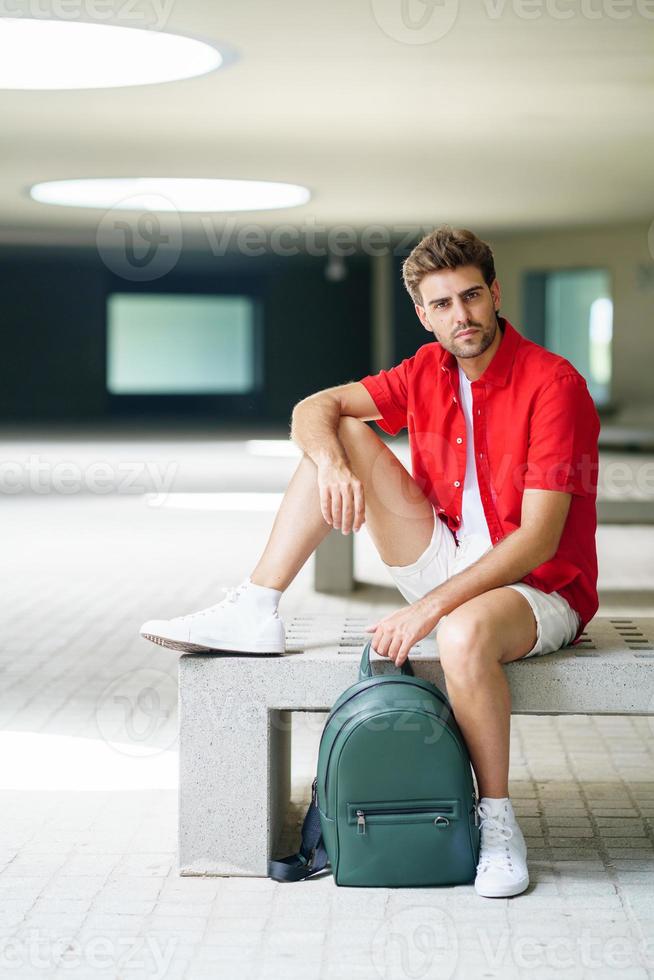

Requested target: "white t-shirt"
[{"left": 457, "top": 364, "right": 493, "bottom": 550}]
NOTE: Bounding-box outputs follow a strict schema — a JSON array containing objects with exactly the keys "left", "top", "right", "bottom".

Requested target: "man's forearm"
[
  {"left": 290, "top": 394, "right": 348, "bottom": 467},
  {"left": 421, "top": 527, "right": 554, "bottom": 619}
]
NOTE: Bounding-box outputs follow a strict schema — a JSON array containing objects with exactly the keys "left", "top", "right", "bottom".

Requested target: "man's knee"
[
  {"left": 337, "top": 417, "right": 387, "bottom": 475},
  {"left": 335, "top": 416, "right": 434, "bottom": 548},
  {"left": 438, "top": 613, "right": 500, "bottom": 681}
]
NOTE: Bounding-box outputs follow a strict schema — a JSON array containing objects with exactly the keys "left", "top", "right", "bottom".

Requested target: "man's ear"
[{"left": 490, "top": 278, "right": 501, "bottom": 312}]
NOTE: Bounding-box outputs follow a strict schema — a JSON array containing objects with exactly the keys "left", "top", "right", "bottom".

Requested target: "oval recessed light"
[
  {"left": 0, "top": 18, "right": 226, "bottom": 89},
  {"left": 29, "top": 177, "right": 312, "bottom": 212}
]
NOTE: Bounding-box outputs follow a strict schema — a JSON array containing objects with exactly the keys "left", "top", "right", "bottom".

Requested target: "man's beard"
[{"left": 440, "top": 317, "right": 497, "bottom": 359}]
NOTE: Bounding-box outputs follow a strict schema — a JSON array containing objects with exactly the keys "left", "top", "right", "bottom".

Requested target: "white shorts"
[{"left": 382, "top": 515, "right": 581, "bottom": 659}]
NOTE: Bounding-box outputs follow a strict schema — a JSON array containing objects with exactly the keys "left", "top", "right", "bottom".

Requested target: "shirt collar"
[{"left": 438, "top": 316, "right": 520, "bottom": 388}]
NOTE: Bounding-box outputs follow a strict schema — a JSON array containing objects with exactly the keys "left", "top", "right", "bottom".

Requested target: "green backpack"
[{"left": 269, "top": 641, "right": 480, "bottom": 887}]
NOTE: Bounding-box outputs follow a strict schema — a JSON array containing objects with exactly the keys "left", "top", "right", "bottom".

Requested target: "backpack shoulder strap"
[{"left": 268, "top": 778, "right": 330, "bottom": 882}]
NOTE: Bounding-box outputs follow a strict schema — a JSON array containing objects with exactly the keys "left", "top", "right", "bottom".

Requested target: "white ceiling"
[{"left": 1, "top": 0, "right": 653, "bottom": 247}]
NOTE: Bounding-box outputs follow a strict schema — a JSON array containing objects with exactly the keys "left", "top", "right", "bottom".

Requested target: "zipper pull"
[
  {"left": 311, "top": 777, "right": 318, "bottom": 807},
  {"left": 356, "top": 810, "right": 366, "bottom": 835}
]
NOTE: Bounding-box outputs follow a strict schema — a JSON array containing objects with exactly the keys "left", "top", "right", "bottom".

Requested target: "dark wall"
[
  {"left": 0, "top": 255, "right": 108, "bottom": 422},
  {"left": 0, "top": 247, "right": 372, "bottom": 426},
  {"left": 392, "top": 253, "right": 432, "bottom": 364},
  {"left": 263, "top": 254, "right": 371, "bottom": 419}
]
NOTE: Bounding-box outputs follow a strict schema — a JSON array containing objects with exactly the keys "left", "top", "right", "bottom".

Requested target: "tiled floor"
[{"left": 2, "top": 434, "right": 654, "bottom": 979}]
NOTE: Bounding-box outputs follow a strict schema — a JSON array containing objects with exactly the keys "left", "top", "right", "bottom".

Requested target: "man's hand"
[
  {"left": 362, "top": 516, "right": 564, "bottom": 669},
  {"left": 317, "top": 459, "right": 365, "bottom": 534},
  {"left": 364, "top": 598, "right": 443, "bottom": 667}
]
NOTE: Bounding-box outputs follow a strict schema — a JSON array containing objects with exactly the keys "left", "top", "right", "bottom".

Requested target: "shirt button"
[
  {"left": 479, "top": 452, "right": 483, "bottom": 458},
  {"left": 454, "top": 481, "right": 461, "bottom": 488},
  {"left": 453, "top": 397, "right": 457, "bottom": 404},
  {"left": 456, "top": 437, "right": 463, "bottom": 444}
]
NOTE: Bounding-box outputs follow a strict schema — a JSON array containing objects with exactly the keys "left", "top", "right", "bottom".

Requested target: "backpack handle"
[{"left": 359, "top": 640, "right": 414, "bottom": 681}]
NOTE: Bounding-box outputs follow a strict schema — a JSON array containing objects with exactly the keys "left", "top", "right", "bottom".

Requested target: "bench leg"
[
  {"left": 269, "top": 708, "right": 292, "bottom": 867},
  {"left": 179, "top": 658, "right": 291, "bottom": 876},
  {"left": 314, "top": 530, "right": 355, "bottom": 593}
]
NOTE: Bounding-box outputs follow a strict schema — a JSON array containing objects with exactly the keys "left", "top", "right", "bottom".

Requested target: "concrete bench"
[{"left": 178, "top": 614, "right": 654, "bottom": 877}]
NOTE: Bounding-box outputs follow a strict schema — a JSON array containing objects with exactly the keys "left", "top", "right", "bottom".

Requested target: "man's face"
[{"left": 415, "top": 264, "right": 501, "bottom": 360}]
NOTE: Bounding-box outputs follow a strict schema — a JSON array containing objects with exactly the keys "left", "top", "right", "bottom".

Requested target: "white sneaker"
[
  {"left": 474, "top": 799, "right": 530, "bottom": 898},
  {"left": 139, "top": 582, "right": 285, "bottom": 654}
]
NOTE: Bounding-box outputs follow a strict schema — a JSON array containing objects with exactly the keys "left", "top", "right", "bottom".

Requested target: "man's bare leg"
[
  {"left": 251, "top": 416, "right": 436, "bottom": 591},
  {"left": 435, "top": 587, "right": 538, "bottom": 798},
  {"left": 432, "top": 587, "right": 536, "bottom": 897}
]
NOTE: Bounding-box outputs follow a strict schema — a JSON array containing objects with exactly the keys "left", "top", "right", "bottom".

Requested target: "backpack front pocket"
[
  {"left": 338, "top": 798, "right": 473, "bottom": 888},
  {"left": 347, "top": 799, "right": 460, "bottom": 834}
]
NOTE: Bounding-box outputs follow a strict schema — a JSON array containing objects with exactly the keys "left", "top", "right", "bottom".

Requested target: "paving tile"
[{"left": 2, "top": 484, "right": 654, "bottom": 980}]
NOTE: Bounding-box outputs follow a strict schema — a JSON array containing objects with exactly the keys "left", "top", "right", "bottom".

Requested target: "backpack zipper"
[{"left": 354, "top": 803, "right": 454, "bottom": 835}]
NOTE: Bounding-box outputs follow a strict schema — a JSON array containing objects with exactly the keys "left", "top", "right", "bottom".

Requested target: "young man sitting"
[{"left": 141, "top": 225, "right": 600, "bottom": 899}]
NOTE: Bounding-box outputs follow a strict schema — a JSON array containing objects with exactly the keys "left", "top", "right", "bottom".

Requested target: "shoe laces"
[
  {"left": 180, "top": 584, "right": 246, "bottom": 621},
  {"left": 476, "top": 802, "right": 516, "bottom": 874}
]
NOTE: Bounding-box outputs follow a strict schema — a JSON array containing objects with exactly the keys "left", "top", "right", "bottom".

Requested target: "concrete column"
[{"left": 314, "top": 251, "right": 395, "bottom": 594}]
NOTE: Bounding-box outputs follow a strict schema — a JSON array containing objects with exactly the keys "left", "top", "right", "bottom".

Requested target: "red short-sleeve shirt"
[{"left": 359, "top": 318, "right": 600, "bottom": 645}]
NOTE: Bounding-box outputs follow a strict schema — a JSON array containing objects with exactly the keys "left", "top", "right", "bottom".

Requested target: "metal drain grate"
[
  {"left": 611, "top": 618, "right": 654, "bottom": 651},
  {"left": 571, "top": 630, "right": 597, "bottom": 655},
  {"left": 338, "top": 621, "right": 370, "bottom": 653},
  {"left": 288, "top": 615, "right": 654, "bottom": 658}
]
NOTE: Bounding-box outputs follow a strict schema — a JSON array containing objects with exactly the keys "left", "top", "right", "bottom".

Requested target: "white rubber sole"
[
  {"left": 140, "top": 632, "right": 285, "bottom": 655},
  {"left": 474, "top": 873, "right": 529, "bottom": 898}
]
